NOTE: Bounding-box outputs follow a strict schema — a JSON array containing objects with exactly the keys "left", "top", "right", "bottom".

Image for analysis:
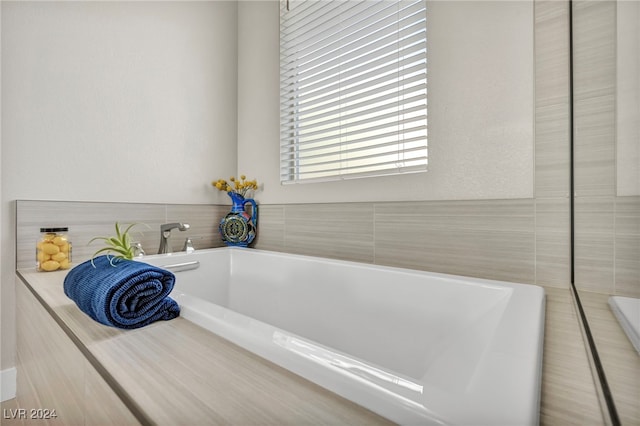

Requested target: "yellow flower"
[{"left": 211, "top": 174, "right": 259, "bottom": 196}]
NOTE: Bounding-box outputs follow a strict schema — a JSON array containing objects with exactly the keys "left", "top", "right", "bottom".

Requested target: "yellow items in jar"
[{"left": 37, "top": 227, "right": 72, "bottom": 272}]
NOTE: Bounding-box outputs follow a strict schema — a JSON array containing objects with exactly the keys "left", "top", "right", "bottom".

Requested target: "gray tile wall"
[
  {"left": 374, "top": 199, "right": 535, "bottom": 283},
  {"left": 15, "top": 197, "right": 551, "bottom": 287},
  {"left": 573, "top": 194, "right": 640, "bottom": 298},
  {"left": 254, "top": 199, "right": 536, "bottom": 285},
  {"left": 615, "top": 197, "right": 640, "bottom": 297},
  {"left": 15, "top": 200, "right": 228, "bottom": 270},
  {"left": 573, "top": 0, "right": 640, "bottom": 298},
  {"left": 534, "top": 1, "right": 572, "bottom": 288},
  {"left": 573, "top": 1, "right": 617, "bottom": 198}
]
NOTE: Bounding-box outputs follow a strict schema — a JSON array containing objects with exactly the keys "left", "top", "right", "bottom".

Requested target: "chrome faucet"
[{"left": 158, "top": 222, "right": 190, "bottom": 254}]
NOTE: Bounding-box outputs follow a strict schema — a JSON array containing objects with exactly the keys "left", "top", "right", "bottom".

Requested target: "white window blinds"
[{"left": 280, "top": 0, "right": 428, "bottom": 184}]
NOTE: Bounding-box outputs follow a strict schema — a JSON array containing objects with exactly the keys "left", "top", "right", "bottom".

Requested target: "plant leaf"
[
  {"left": 115, "top": 222, "right": 122, "bottom": 242},
  {"left": 89, "top": 222, "right": 147, "bottom": 266}
]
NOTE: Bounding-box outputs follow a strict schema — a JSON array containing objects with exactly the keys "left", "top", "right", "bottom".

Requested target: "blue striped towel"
[{"left": 63, "top": 255, "right": 180, "bottom": 329}]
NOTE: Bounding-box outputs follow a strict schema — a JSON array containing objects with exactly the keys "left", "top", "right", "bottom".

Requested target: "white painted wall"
[
  {"left": 1, "top": 1, "right": 238, "bottom": 372},
  {"left": 2, "top": 1, "right": 237, "bottom": 204},
  {"left": 238, "top": 1, "right": 534, "bottom": 204}
]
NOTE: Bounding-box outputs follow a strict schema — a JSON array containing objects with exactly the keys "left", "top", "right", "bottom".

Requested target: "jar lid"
[{"left": 40, "top": 227, "right": 68, "bottom": 233}]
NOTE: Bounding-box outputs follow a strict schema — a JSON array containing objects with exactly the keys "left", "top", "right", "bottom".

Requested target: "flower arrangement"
[{"left": 212, "top": 175, "right": 259, "bottom": 198}]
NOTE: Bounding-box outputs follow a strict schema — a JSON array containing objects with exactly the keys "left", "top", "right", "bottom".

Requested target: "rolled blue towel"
[{"left": 63, "top": 255, "right": 180, "bottom": 329}]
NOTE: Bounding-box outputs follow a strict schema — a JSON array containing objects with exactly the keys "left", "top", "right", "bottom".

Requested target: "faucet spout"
[
  {"left": 158, "top": 223, "right": 190, "bottom": 254},
  {"left": 161, "top": 222, "right": 190, "bottom": 233}
]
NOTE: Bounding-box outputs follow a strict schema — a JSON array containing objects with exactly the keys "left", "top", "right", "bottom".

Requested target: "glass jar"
[{"left": 37, "top": 227, "right": 72, "bottom": 272}]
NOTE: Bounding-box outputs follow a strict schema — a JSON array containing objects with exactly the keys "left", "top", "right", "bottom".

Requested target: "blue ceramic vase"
[{"left": 219, "top": 192, "right": 257, "bottom": 247}]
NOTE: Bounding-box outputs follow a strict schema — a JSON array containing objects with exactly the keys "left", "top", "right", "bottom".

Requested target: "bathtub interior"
[
  {"left": 148, "top": 248, "right": 513, "bottom": 381},
  {"left": 228, "top": 249, "right": 514, "bottom": 383}
]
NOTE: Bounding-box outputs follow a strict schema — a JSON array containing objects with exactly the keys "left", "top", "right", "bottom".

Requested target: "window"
[{"left": 280, "top": 0, "right": 428, "bottom": 184}]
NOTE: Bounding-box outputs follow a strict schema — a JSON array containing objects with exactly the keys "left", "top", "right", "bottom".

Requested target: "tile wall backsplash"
[
  {"left": 375, "top": 199, "right": 535, "bottom": 283},
  {"left": 283, "top": 203, "right": 375, "bottom": 264},
  {"left": 255, "top": 199, "right": 539, "bottom": 285},
  {"left": 15, "top": 200, "right": 228, "bottom": 270},
  {"left": 573, "top": 0, "right": 616, "bottom": 198},
  {"left": 535, "top": 197, "right": 571, "bottom": 287},
  {"left": 21, "top": 197, "right": 635, "bottom": 297},
  {"left": 533, "top": 0, "right": 572, "bottom": 288},
  {"left": 18, "top": 198, "right": 551, "bottom": 287},
  {"left": 575, "top": 197, "right": 615, "bottom": 294},
  {"left": 534, "top": 0, "right": 571, "bottom": 199},
  {"left": 614, "top": 197, "right": 640, "bottom": 298},
  {"left": 573, "top": 0, "right": 640, "bottom": 298}
]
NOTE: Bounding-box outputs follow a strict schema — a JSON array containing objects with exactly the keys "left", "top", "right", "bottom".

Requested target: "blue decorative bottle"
[{"left": 219, "top": 192, "right": 257, "bottom": 247}]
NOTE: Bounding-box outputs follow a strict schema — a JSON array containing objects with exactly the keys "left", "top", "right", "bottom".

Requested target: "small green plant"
[{"left": 89, "top": 222, "right": 147, "bottom": 266}]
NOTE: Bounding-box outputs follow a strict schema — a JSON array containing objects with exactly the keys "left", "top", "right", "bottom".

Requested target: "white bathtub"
[{"left": 143, "top": 247, "right": 545, "bottom": 425}]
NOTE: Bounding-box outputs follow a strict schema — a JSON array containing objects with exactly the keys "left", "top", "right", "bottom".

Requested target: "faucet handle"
[
  {"left": 182, "top": 237, "right": 195, "bottom": 254},
  {"left": 131, "top": 242, "right": 145, "bottom": 257}
]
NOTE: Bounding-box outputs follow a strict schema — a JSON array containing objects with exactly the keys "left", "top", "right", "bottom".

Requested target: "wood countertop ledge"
[{"left": 16, "top": 268, "right": 392, "bottom": 425}]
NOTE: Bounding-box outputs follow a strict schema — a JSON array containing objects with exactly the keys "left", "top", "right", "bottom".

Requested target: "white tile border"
[{"left": 1, "top": 367, "right": 17, "bottom": 402}]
